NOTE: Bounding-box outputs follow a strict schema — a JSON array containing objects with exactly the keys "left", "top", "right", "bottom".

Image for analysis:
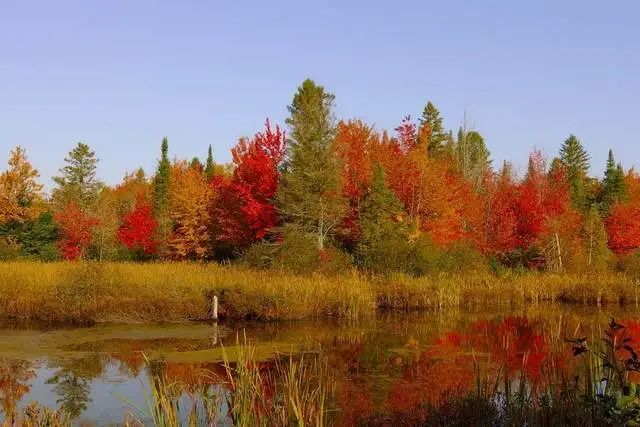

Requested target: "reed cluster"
[{"left": 0, "top": 262, "right": 639, "bottom": 323}]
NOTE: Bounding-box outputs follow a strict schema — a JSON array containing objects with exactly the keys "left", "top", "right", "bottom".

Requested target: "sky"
[{"left": 1, "top": 0, "right": 639, "bottom": 190}]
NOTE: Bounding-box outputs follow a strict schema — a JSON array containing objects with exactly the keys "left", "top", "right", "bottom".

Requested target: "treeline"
[{"left": 1, "top": 79, "right": 638, "bottom": 274}]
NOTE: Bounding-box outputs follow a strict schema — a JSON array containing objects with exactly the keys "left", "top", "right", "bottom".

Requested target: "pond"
[{"left": 1, "top": 304, "right": 639, "bottom": 425}]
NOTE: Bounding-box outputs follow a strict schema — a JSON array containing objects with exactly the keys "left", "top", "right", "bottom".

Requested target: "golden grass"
[
  {"left": 0, "top": 262, "right": 374, "bottom": 322},
  {"left": 0, "top": 262, "right": 639, "bottom": 323}
]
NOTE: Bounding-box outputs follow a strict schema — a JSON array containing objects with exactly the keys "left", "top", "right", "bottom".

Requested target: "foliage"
[
  {"left": 356, "top": 164, "right": 412, "bottom": 273},
  {"left": 455, "top": 127, "right": 491, "bottom": 190},
  {"left": 117, "top": 197, "right": 158, "bottom": 258},
  {"left": 0, "top": 146, "right": 44, "bottom": 224},
  {"left": 419, "top": 101, "right": 448, "bottom": 157},
  {"left": 52, "top": 142, "right": 101, "bottom": 209},
  {"left": 54, "top": 202, "right": 100, "bottom": 261},
  {"left": 242, "top": 225, "right": 352, "bottom": 275},
  {"left": 333, "top": 119, "right": 378, "bottom": 247},
  {"left": 205, "top": 144, "right": 215, "bottom": 179},
  {"left": 15, "top": 212, "right": 59, "bottom": 261},
  {"left": 168, "top": 161, "right": 211, "bottom": 260},
  {"left": 210, "top": 120, "right": 285, "bottom": 255},
  {"left": 3, "top": 80, "right": 640, "bottom": 276},
  {"left": 559, "top": 134, "right": 590, "bottom": 210},
  {"left": 278, "top": 79, "right": 346, "bottom": 250},
  {"left": 153, "top": 137, "right": 172, "bottom": 255},
  {"left": 601, "top": 149, "right": 627, "bottom": 213}
]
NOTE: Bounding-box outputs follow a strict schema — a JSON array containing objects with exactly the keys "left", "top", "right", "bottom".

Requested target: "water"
[{"left": 0, "top": 304, "right": 638, "bottom": 425}]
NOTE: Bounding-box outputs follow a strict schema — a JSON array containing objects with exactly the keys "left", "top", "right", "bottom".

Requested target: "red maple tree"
[
  {"left": 210, "top": 120, "right": 286, "bottom": 250},
  {"left": 117, "top": 197, "right": 158, "bottom": 255},
  {"left": 606, "top": 171, "right": 640, "bottom": 254},
  {"left": 54, "top": 202, "right": 100, "bottom": 260}
]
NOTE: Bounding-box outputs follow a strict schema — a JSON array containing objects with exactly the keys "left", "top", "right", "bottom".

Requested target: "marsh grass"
[
  {"left": 0, "top": 402, "right": 70, "bottom": 427},
  {"left": 0, "top": 262, "right": 639, "bottom": 323},
  {"left": 0, "top": 262, "right": 374, "bottom": 322},
  {"left": 121, "top": 336, "right": 333, "bottom": 426}
]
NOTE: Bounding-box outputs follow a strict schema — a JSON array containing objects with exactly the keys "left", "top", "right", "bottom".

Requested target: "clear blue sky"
[{"left": 1, "top": 0, "right": 638, "bottom": 190}]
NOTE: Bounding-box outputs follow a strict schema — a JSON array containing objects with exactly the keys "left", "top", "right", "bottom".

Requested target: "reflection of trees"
[
  {"left": 46, "top": 371, "right": 91, "bottom": 418},
  {"left": 45, "top": 355, "right": 105, "bottom": 419},
  {"left": 0, "top": 359, "right": 36, "bottom": 423}
]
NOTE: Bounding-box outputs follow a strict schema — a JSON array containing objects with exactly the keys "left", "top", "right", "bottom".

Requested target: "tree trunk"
[
  {"left": 317, "top": 220, "right": 324, "bottom": 251},
  {"left": 555, "top": 232, "right": 563, "bottom": 271}
]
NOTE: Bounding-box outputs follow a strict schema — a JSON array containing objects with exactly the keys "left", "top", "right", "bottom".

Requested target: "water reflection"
[
  {"left": 0, "top": 359, "right": 36, "bottom": 423},
  {"left": 0, "top": 306, "right": 639, "bottom": 424}
]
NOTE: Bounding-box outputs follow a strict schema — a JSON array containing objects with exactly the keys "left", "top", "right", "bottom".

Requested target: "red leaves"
[
  {"left": 117, "top": 198, "right": 158, "bottom": 255},
  {"left": 54, "top": 202, "right": 99, "bottom": 260},
  {"left": 211, "top": 120, "right": 285, "bottom": 249},
  {"left": 333, "top": 120, "right": 378, "bottom": 246},
  {"left": 606, "top": 204, "right": 640, "bottom": 254},
  {"left": 606, "top": 172, "right": 640, "bottom": 254},
  {"left": 514, "top": 151, "right": 577, "bottom": 249},
  {"left": 483, "top": 168, "right": 520, "bottom": 254}
]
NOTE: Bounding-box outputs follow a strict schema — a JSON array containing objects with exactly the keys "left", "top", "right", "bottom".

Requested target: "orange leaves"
[
  {"left": 333, "top": 120, "right": 379, "bottom": 245},
  {"left": 380, "top": 116, "right": 482, "bottom": 247},
  {"left": 168, "top": 161, "right": 212, "bottom": 260},
  {"left": 0, "top": 146, "right": 44, "bottom": 224}
]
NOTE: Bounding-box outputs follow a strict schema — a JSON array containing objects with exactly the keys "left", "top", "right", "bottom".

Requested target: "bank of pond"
[{"left": 1, "top": 262, "right": 640, "bottom": 323}]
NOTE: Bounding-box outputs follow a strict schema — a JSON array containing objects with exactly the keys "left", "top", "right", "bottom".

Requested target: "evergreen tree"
[
  {"left": 190, "top": 157, "right": 202, "bottom": 171},
  {"left": 419, "top": 101, "right": 447, "bottom": 157},
  {"left": 18, "top": 211, "right": 59, "bottom": 261},
  {"left": 456, "top": 127, "right": 490, "bottom": 190},
  {"left": 205, "top": 145, "right": 215, "bottom": 179},
  {"left": 583, "top": 205, "right": 612, "bottom": 271},
  {"left": 153, "top": 137, "right": 171, "bottom": 254},
  {"left": 601, "top": 149, "right": 627, "bottom": 213},
  {"left": 559, "top": 134, "right": 590, "bottom": 210},
  {"left": 356, "top": 164, "right": 410, "bottom": 272},
  {"left": 277, "top": 79, "right": 346, "bottom": 250},
  {"left": 52, "top": 142, "right": 101, "bottom": 209}
]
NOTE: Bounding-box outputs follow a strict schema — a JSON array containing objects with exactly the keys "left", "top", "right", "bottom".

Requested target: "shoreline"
[{"left": 1, "top": 261, "right": 638, "bottom": 324}]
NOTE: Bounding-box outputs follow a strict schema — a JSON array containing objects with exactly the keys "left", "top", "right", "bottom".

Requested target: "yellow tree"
[
  {"left": 168, "top": 161, "right": 211, "bottom": 260},
  {"left": 0, "top": 146, "right": 44, "bottom": 224}
]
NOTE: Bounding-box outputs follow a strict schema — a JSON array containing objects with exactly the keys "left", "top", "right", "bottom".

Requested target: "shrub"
[
  {"left": 242, "top": 226, "right": 353, "bottom": 274},
  {"left": 0, "top": 237, "right": 21, "bottom": 261}
]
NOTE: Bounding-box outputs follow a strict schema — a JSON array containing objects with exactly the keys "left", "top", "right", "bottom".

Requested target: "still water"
[{"left": 0, "top": 305, "right": 638, "bottom": 425}]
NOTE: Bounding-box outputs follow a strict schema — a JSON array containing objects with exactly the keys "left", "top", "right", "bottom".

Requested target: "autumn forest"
[{"left": 1, "top": 79, "right": 636, "bottom": 276}]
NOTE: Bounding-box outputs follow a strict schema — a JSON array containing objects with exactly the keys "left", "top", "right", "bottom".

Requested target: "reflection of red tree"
[
  {"left": 467, "top": 317, "right": 551, "bottom": 382},
  {"left": 432, "top": 317, "right": 576, "bottom": 395},
  {"left": 0, "top": 359, "right": 36, "bottom": 423},
  {"left": 336, "top": 378, "right": 374, "bottom": 427},
  {"left": 386, "top": 350, "right": 475, "bottom": 423}
]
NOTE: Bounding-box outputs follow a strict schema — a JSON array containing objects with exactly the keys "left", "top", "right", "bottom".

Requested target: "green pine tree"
[
  {"left": 356, "top": 164, "right": 410, "bottom": 272},
  {"left": 190, "top": 157, "right": 202, "bottom": 171},
  {"left": 205, "top": 145, "right": 215, "bottom": 179},
  {"left": 559, "top": 134, "right": 590, "bottom": 210},
  {"left": 277, "top": 79, "right": 346, "bottom": 250},
  {"left": 18, "top": 211, "right": 59, "bottom": 261},
  {"left": 52, "top": 142, "right": 101, "bottom": 209},
  {"left": 153, "top": 137, "right": 171, "bottom": 255},
  {"left": 601, "top": 149, "right": 627, "bottom": 213},
  {"left": 419, "top": 101, "right": 447, "bottom": 157},
  {"left": 456, "top": 127, "right": 490, "bottom": 190}
]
